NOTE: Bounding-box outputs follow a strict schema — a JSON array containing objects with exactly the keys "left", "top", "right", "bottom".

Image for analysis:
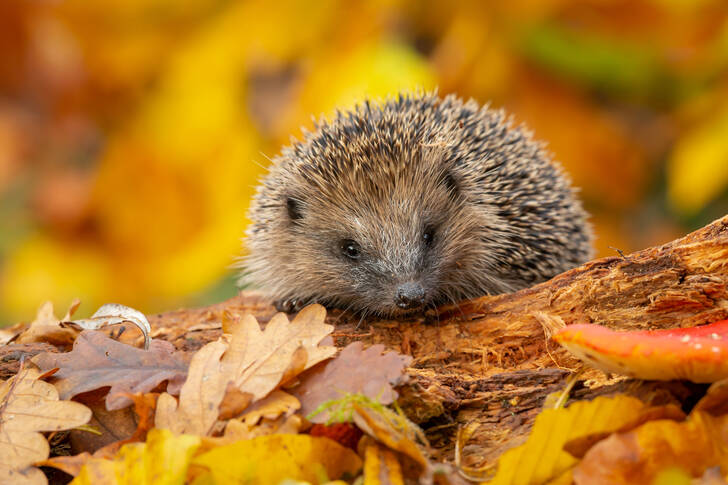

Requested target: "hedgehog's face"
[{"left": 274, "top": 166, "right": 477, "bottom": 317}]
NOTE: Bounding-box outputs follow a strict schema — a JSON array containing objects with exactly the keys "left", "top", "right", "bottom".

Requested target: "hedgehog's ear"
[
  {"left": 285, "top": 196, "right": 303, "bottom": 222},
  {"left": 440, "top": 170, "right": 460, "bottom": 197}
]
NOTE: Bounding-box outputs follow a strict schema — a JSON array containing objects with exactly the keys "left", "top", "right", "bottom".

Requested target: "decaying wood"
[
  {"left": 3, "top": 215, "right": 727, "bottom": 470},
  {"left": 140, "top": 215, "right": 728, "bottom": 467}
]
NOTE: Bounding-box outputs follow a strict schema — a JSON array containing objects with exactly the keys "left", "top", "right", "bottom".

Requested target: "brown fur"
[{"left": 240, "top": 92, "right": 593, "bottom": 316}]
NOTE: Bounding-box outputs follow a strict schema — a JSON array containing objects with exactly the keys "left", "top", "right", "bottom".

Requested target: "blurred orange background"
[{"left": 2, "top": 0, "right": 728, "bottom": 325}]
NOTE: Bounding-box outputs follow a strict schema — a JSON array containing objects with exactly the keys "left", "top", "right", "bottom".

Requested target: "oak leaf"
[
  {"left": 155, "top": 305, "right": 335, "bottom": 435},
  {"left": 292, "top": 341, "right": 412, "bottom": 422},
  {"left": 15, "top": 300, "right": 81, "bottom": 346},
  {"left": 0, "top": 368, "right": 92, "bottom": 485},
  {"left": 32, "top": 330, "right": 188, "bottom": 410}
]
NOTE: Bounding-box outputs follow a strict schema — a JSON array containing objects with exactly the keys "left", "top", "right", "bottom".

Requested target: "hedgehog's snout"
[{"left": 395, "top": 281, "right": 426, "bottom": 309}]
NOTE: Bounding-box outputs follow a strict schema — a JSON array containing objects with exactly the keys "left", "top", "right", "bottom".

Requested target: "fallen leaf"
[
  {"left": 155, "top": 305, "right": 335, "bottom": 435},
  {"left": 155, "top": 340, "right": 228, "bottom": 435},
  {"left": 574, "top": 411, "right": 728, "bottom": 484},
  {"left": 238, "top": 390, "right": 300, "bottom": 426},
  {"left": 293, "top": 341, "right": 412, "bottom": 422},
  {"left": 15, "top": 300, "right": 81, "bottom": 346},
  {"left": 552, "top": 319, "right": 728, "bottom": 382},
  {"left": 65, "top": 303, "right": 152, "bottom": 350},
  {"left": 363, "top": 442, "right": 405, "bottom": 485},
  {"left": 693, "top": 378, "right": 728, "bottom": 416},
  {"left": 563, "top": 404, "right": 686, "bottom": 459},
  {"left": 311, "top": 422, "right": 363, "bottom": 450},
  {"left": 223, "top": 414, "right": 303, "bottom": 441},
  {"left": 191, "top": 434, "right": 362, "bottom": 484},
  {"left": 0, "top": 367, "right": 92, "bottom": 484},
  {"left": 40, "top": 394, "right": 159, "bottom": 477},
  {"left": 224, "top": 305, "right": 336, "bottom": 400},
  {"left": 32, "top": 330, "right": 188, "bottom": 410},
  {"left": 487, "top": 395, "right": 648, "bottom": 485},
  {"left": 72, "top": 428, "right": 201, "bottom": 485},
  {"left": 352, "top": 403, "right": 429, "bottom": 470}
]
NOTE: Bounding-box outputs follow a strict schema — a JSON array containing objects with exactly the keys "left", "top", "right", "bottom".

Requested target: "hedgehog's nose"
[{"left": 395, "top": 282, "right": 425, "bottom": 309}]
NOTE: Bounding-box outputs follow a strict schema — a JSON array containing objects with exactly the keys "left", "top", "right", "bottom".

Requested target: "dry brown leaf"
[
  {"left": 155, "top": 305, "right": 334, "bottom": 436},
  {"left": 15, "top": 300, "right": 81, "bottom": 346},
  {"left": 64, "top": 303, "right": 152, "bottom": 349},
  {"left": 224, "top": 304, "right": 336, "bottom": 400},
  {"left": 32, "top": 330, "right": 188, "bottom": 410},
  {"left": 0, "top": 367, "right": 91, "bottom": 484},
  {"left": 155, "top": 340, "right": 228, "bottom": 435},
  {"left": 222, "top": 415, "right": 303, "bottom": 442},
  {"left": 293, "top": 341, "right": 412, "bottom": 422},
  {"left": 239, "top": 390, "right": 300, "bottom": 426}
]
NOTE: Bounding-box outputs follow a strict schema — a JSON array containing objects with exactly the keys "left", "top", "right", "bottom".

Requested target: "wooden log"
[{"left": 143, "top": 215, "right": 728, "bottom": 466}]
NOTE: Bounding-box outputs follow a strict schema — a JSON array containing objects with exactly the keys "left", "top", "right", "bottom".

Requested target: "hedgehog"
[{"left": 240, "top": 92, "right": 593, "bottom": 317}]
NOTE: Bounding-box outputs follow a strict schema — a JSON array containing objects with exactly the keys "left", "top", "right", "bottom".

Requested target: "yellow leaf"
[
  {"left": 668, "top": 105, "right": 728, "bottom": 214},
  {"left": 72, "top": 428, "right": 201, "bottom": 485},
  {"left": 364, "top": 443, "right": 404, "bottom": 485},
  {"left": 191, "top": 434, "right": 362, "bottom": 485},
  {"left": 488, "top": 395, "right": 647, "bottom": 485}
]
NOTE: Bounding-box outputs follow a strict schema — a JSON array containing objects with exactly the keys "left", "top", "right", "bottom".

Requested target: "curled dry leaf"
[
  {"left": 292, "top": 341, "right": 413, "bottom": 422},
  {"left": 15, "top": 300, "right": 81, "bottom": 346},
  {"left": 352, "top": 403, "right": 429, "bottom": 470},
  {"left": 552, "top": 319, "right": 728, "bottom": 382},
  {"left": 0, "top": 368, "right": 92, "bottom": 484},
  {"left": 155, "top": 304, "right": 335, "bottom": 436},
  {"left": 363, "top": 442, "right": 405, "bottom": 485},
  {"left": 65, "top": 303, "right": 152, "bottom": 350},
  {"left": 574, "top": 411, "right": 728, "bottom": 484},
  {"left": 32, "top": 330, "right": 188, "bottom": 410}
]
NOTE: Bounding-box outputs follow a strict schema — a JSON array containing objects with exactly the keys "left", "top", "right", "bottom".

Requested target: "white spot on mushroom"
[
  {"left": 681, "top": 335, "right": 690, "bottom": 343},
  {"left": 712, "top": 333, "right": 721, "bottom": 340},
  {"left": 712, "top": 346, "right": 721, "bottom": 353},
  {"left": 695, "top": 343, "right": 703, "bottom": 350}
]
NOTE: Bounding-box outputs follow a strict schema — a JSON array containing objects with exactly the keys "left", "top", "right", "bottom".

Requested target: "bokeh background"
[{"left": 2, "top": 0, "right": 728, "bottom": 325}]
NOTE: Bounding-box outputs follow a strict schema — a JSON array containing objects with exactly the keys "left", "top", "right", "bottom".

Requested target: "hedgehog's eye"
[
  {"left": 423, "top": 226, "right": 435, "bottom": 247},
  {"left": 340, "top": 239, "right": 361, "bottom": 260},
  {"left": 286, "top": 197, "right": 303, "bottom": 221}
]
